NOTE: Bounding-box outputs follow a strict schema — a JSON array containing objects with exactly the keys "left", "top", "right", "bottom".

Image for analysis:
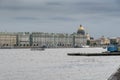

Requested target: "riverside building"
[
  {"left": 31, "top": 32, "right": 74, "bottom": 48},
  {"left": 31, "top": 25, "right": 89, "bottom": 48},
  {"left": 74, "top": 25, "right": 89, "bottom": 47},
  {"left": 17, "top": 32, "right": 31, "bottom": 47},
  {"left": 0, "top": 32, "right": 17, "bottom": 47},
  {"left": 0, "top": 25, "right": 89, "bottom": 48}
]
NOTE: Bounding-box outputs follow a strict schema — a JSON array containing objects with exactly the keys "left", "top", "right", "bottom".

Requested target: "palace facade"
[{"left": 0, "top": 25, "right": 90, "bottom": 48}]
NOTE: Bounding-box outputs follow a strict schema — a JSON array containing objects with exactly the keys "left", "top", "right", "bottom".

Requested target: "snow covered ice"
[{"left": 0, "top": 48, "right": 120, "bottom": 80}]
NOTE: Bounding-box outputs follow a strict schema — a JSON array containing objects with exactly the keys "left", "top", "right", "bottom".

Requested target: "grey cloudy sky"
[{"left": 0, "top": 0, "right": 120, "bottom": 38}]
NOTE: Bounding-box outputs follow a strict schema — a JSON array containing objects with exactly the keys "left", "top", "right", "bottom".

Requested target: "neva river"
[{"left": 0, "top": 48, "right": 120, "bottom": 80}]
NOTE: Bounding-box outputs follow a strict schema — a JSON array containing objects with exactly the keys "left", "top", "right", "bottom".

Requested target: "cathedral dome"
[{"left": 77, "top": 25, "right": 85, "bottom": 35}]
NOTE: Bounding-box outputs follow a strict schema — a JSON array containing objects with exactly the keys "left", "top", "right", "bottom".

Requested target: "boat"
[
  {"left": 67, "top": 52, "right": 120, "bottom": 56},
  {"left": 67, "top": 44, "right": 120, "bottom": 56}
]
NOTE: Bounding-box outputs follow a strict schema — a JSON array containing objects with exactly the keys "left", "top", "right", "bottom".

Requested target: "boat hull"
[{"left": 67, "top": 52, "right": 120, "bottom": 56}]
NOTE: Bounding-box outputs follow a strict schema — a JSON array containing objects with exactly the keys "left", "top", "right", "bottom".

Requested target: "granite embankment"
[{"left": 108, "top": 67, "right": 120, "bottom": 80}]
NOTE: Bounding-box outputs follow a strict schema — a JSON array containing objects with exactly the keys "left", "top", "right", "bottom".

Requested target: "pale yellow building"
[
  {"left": 90, "top": 36, "right": 110, "bottom": 47},
  {"left": 100, "top": 36, "right": 110, "bottom": 45},
  {"left": 0, "top": 32, "right": 17, "bottom": 47}
]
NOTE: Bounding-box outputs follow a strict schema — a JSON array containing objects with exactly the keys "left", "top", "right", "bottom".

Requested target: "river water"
[{"left": 0, "top": 48, "right": 120, "bottom": 80}]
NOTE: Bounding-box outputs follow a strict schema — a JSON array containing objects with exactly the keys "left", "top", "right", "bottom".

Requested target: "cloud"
[
  {"left": 116, "top": 0, "right": 120, "bottom": 4},
  {"left": 74, "top": 2, "right": 114, "bottom": 12},
  {"left": 14, "top": 17, "right": 39, "bottom": 20},
  {"left": 45, "top": 2, "right": 63, "bottom": 6},
  {"left": 0, "top": 0, "right": 119, "bottom": 15},
  {"left": 0, "top": 0, "right": 120, "bottom": 38},
  {"left": 50, "top": 16, "right": 77, "bottom": 21},
  {"left": 0, "top": 0, "right": 120, "bottom": 18}
]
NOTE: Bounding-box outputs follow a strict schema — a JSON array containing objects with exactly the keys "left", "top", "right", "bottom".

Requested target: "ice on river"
[{"left": 0, "top": 48, "right": 120, "bottom": 80}]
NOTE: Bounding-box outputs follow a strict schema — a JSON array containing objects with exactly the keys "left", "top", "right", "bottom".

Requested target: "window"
[
  {"left": 20, "top": 44, "right": 22, "bottom": 46},
  {"left": 37, "top": 44, "right": 38, "bottom": 46},
  {"left": 6, "top": 44, "right": 8, "bottom": 46},
  {"left": 34, "top": 44, "right": 36, "bottom": 46}
]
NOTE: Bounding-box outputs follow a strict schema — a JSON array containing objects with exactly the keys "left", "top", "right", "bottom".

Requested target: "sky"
[{"left": 0, "top": 0, "right": 120, "bottom": 38}]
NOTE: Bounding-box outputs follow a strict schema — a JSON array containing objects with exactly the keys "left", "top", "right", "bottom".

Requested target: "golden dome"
[
  {"left": 77, "top": 25, "right": 85, "bottom": 35},
  {"left": 78, "top": 25, "right": 84, "bottom": 31}
]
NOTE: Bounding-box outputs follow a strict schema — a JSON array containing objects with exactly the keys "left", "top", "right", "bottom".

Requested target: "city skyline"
[{"left": 0, "top": 0, "right": 120, "bottom": 38}]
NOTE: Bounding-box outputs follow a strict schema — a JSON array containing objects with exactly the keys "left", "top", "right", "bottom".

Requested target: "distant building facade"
[
  {"left": 108, "top": 37, "right": 120, "bottom": 45},
  {"left": 109, "top": 37, "right": 119, "bottom": 45},
  {"left": 75, "top": 25, "right": 89, "bottom": 47},
  {"left": 17, "top": 32, "right": 31, "bottom": 47},
  {"left": 0, "top": 25, "right": 89, "bottom": 48},
  {"left": 116, "top": 37, "right": 120, "bottom": 45},
  {"left": 0, "top": 32, "right": 17, "bottom": 47},
  {"left": 90, "top": 36, "right": 110, "bottom": 47},
  {"left": 31, "top": 32, "right": 74, "bottom": 48},
  {"left": 31, "top": 32, "right": 55, "bottom": 47}
]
